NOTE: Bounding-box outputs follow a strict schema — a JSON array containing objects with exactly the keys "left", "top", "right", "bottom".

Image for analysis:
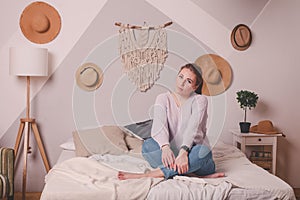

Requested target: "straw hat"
[
  {"left": 250, "top": 120, "right": 281, "bottom": 134},
  {"left": 231, "top": 24, "right": 252, "bottom": 51},
  {"left": 76, "top": 63, "right": 103, "bottom": 91},
  {"left": 20, "top": 1, "right": 61, "bottom": 44},
  {"left": 194, "top": 54, "right": 232, "bottom": 96}
]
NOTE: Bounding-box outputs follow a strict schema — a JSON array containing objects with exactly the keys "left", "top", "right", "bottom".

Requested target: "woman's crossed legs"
[{"left": 118, "top": 138, "right": 224, "bottom": 180}]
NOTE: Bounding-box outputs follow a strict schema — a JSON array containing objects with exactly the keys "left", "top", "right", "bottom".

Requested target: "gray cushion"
[{"left": 124, "top": 119, "right": 153, "bottom": 139}]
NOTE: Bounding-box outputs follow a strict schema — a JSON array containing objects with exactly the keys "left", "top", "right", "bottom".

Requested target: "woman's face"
[{"left": 175, "top": 68, "right": 198, "bottom": 97}]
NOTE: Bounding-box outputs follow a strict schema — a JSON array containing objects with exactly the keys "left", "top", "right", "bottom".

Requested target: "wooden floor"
[
  {"left": 294, "top": 188, "right": 300, "bottom": 200},
  {"left": 15, "top": 192, "right": 41, "bottom": 200}
]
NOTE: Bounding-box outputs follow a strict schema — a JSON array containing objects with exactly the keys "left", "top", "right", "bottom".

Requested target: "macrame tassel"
[
  {"left": 118, "top": 25, "right": 168, "bottom": 92},
  {"left": 126, "top": 63, "right": 164, "bottom": 92}
]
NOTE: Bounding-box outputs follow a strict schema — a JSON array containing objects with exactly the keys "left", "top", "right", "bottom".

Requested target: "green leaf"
[{"left": 236, "top": 90, "right": 259, "bottom": 122}]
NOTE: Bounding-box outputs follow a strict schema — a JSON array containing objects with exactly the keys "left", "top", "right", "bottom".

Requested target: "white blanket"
[
  {"left": 89, "top": 154, "right": 154, "bottom": 173},
  {"left": 42, "top": 153, "right": 232, "bottom": 200},
  {"left": 148, "top": 142, "right": 295, "bottom": 200},
  {"left": 148, "top": 178, "right": 232, "bottom": 200},
  {"left": 41, "top": 142, "right": 296, "bottom": 200},
  {"left": 212, "top": 142, "right": 296, "bottom": 200},
  {"left": 89, "top": 154, "right": 233, "bottom": 200},
  {"left": 41, "top": 157, "right": 162, "bottom": 200}
]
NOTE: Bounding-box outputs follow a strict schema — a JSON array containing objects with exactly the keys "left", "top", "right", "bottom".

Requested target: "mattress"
[{"left": 41, "top": 142, "right": 296, "bottom": 200}]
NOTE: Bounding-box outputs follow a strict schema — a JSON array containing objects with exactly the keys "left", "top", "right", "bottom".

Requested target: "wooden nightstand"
[{"left": 230, "top": 130, "right": 282, "bottom": 175}]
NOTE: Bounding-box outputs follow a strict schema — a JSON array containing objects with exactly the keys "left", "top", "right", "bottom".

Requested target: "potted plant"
[{"left": 236, "top": 90, "right": 259, "bottom": 133}]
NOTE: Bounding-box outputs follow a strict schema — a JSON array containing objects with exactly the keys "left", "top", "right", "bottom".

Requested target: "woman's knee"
[
  {"left": 142, "top": 138, "right": 151, "bottom": 154},
  {"left": 193, "top": 145, "right": 211, "bottom": 159},
  {"left": 142, "top": 138, "right": 159, "bottom": 154},
  {"left": 142, "top": 138, "right": 163, "bottom": 168}
]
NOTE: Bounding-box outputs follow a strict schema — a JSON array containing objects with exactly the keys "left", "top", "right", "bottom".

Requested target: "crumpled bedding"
[
  {"left": 147, "top": 141, "right": 296, "bottom": 200},
  {"left": 212, "top": 142, "right": 296, "bottom": 200},
  {"left": 89, "top": 153, "right": 233, "bottom": 200},
  {"left": 89, "top": 154, "right": 154, "bottom": 173},
  {"left": 41, "top": 141, "right": 296, "bottom": 200},
  {"left": 41, "top": 157, "right": 162, "bottom": 200},
  {"left": 148, "top": 178, "right": 232, "bottom": 200}
]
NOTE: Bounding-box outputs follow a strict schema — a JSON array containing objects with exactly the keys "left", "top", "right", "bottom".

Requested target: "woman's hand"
[
  {"left": 161, "top": 145, "right": 175, "bottom": 169},
  {"left": 174, "top": 149, "right": 189, "bottom": 174}
]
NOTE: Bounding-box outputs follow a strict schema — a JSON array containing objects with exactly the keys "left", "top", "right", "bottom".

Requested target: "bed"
[{"left": 40, "top": 122, "right": 296, "bottom": 200}]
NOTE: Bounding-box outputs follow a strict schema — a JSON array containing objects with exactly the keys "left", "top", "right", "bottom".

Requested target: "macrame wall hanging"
[{"left": 116, "top": 21, "right": 172, "bottom": 92}]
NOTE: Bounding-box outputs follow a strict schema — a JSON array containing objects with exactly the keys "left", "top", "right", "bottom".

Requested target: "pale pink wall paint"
[
  {"left": 0, "top": 0, "right": 107, "bottom": 138},
  {"left": 0, "top": 0, "right": 108, "bottom": 191},
  {"left": 0, "top": 0, "right": 299, "bottom": 192}
]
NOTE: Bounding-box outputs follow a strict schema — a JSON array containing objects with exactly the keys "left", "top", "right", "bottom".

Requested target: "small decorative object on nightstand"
[
  {"left": 250, "top": 150, "right": 272, "bottom": 172},
  {"left": 231, "top": 129, "right": 283, "bottom": 175},
  {"left": 236, "top": 90, "right": 259, "bottom": 133}
]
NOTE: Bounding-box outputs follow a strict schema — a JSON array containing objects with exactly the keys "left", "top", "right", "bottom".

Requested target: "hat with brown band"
[
  {"left": 250, "top": 120, "right": 281, "bottom": 134},
  {"left": 194, "top": 54, "right": 232, "bottom": 96},
  {"left": 231, "top": 24, "right": 252, "bottom": 51},
  {"left": 20, "top": 1, "right": 61, "bottom": 44},
  {"left": 76, "top": 63, "right": 104, "bottom": 91}
]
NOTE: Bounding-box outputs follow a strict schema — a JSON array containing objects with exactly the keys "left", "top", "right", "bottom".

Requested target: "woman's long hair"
[{"left": 179, "top": 63, "right": 203, "bottom": 94}]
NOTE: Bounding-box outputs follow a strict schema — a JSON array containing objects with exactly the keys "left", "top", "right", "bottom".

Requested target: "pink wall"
[{"left": 1, "top": 0, "right": 299, "bottom": 191}]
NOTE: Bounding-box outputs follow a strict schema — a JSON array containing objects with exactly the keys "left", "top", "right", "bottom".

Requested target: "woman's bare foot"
[
  {"left": 118, "top": 169, "right": 225, "bottom": 180},
  {"left": 118, "top": 171, "right": 146, "bottom": 180},
  {"left": 188, "top": 172, "right": 225, "bottom": 178},
  {"left": 118, "top": 168, "right": 164, "bottom": 180},
  {"left": 201, "top": 172, "right": 225, "bottom": 178}
]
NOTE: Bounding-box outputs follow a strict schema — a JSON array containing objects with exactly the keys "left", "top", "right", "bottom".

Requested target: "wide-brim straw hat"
[
  {"left": 20, "top": 1, "right": 61, "bottom": 44},
  {"left": 194, "top": 54, "right": 232, "bottom": 96},
  {"left": 250, "top": 120, "right": 280, "bottom": 134},
  {"left": 76, "top": 63, "right": 103, "bottom": 91},
  {"left": 231, "top": 24, "right": 252, "bottom": 51}
]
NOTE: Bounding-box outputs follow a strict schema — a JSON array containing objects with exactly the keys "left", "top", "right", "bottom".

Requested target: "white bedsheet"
[
  {"left": 41, "top": 157, "right": 162, "bottom": 200},
  {"left": 147, "top": 141, "right": 296, "bottom": 200},
  {"left": 89, "top": 154, "right": 154, "bottom": 173},
  {"left": 212, "top": 142, "right": 296, "bottom": 200},
  {"left": 89, "top": 153, "right": 233, "bottom": 200},
  {"left": 41, "top": 141, "right": 296, "bottom": 200}
]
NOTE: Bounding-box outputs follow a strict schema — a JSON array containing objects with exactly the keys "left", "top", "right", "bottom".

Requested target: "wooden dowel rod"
[
  {"left": 115, "top": 21, "right": 172, "bottom": 29},
  {"left": 114, "top": 22, "right": 121, "bottom": 27},
  {"left": 163, "top": 21, "right": 173, "bottom": 27}
]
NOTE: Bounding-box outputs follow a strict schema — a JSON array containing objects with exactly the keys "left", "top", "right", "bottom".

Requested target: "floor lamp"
[{"left": 9, "top": 47, "right": 51, "bottom": 199}]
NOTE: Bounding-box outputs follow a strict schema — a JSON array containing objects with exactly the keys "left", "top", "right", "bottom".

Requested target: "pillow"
[
  {"left": 73, "top": 125, "right": 129, "bottom": 157},
  {"left": 59, "top": 138, "right": 75, "bottom": 151},
  {"left": 124, "top": 119, "right": 153, "bottom": 139},
  {"left": 125, "top": 134, "right": 143, "bottom": 158},
  {"left": 73, "top": 125, "right": 144, "bottom": 157},
  {"left": 73, "top": 131, "right": 90, "bottom": 157}
]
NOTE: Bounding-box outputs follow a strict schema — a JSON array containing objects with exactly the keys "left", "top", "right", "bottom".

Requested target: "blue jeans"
[{"left": 142, "top": 138, "right": 215, "bottom": 179}]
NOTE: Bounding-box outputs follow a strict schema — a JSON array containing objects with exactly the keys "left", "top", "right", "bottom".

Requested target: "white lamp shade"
[{"left": 9, "top": 47, "right": 48, "bottom": 76}]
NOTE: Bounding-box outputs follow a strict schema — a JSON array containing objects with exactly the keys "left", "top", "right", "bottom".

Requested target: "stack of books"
[{"left": 250, "top": 151, "right": 272, "bottom": 172}]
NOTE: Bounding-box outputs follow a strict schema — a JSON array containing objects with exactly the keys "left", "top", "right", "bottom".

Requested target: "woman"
[{"left": 118, "top": 63, "right": 224, "bottom": 180}]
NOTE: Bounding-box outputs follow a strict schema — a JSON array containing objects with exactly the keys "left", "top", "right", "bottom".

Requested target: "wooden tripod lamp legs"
[
  {"left": 31, "top": 122, "right": 50, "bottom": 171},
  {"left": 14, "top": 118, "right": 50, "bottom": 200}
]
